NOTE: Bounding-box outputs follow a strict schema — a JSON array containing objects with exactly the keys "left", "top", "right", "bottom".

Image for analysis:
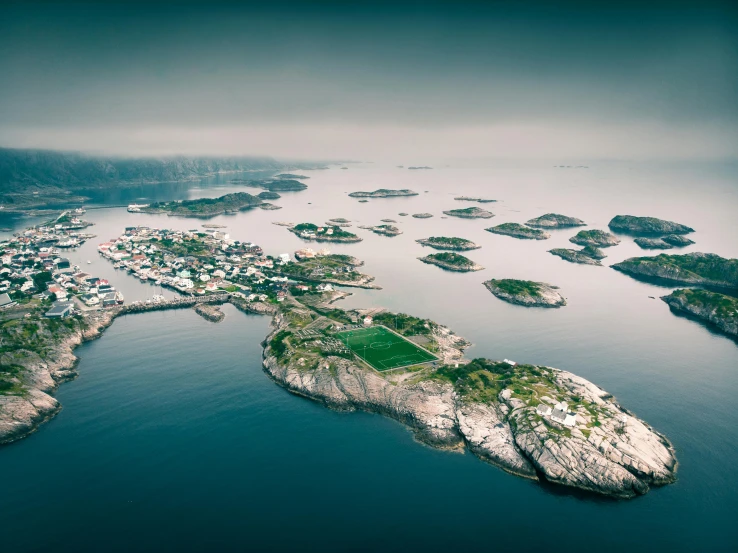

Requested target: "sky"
[{"left": 0, "top": 1, "right": 737, "bottom": 162}]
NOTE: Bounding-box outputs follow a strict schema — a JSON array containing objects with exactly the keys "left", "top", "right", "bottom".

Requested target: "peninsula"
[
  {"left": 140, "top": 192, "right": 266, "bottom": 218},
  {"left": 289, "top": 223, "right": 362, "bottom": 243},
  {"left": 416, "top": 236, "right": 481, "bottom": 251},
  {"left": 569, "top": 229, "right": 620, "bottom": 247},
  {"left": 485, "top": 223, "right": 550, "bottom": 240},
  {"left": 525, "top": 213, "right": 586, "bottom": 229},
  {"left": 484, "top": 279, "right": 566, "bottom": 307},
  {"left": 608, "top": 215, "right": 694, "bottom": 235},
  {"left": 612, "top": 252, "right": 738, "bottom": 290},
  {"left": 348, "top": 189, "right": 419, "bottom": 198},
  {"left": 418, "top": 252, "right": 483, "bottom": 272},
  {"left": 442, "top": 207, "right": 495, "bottom": 219},
  {"left": 661, "top": 288, "right": 738, "bottom": 340}
]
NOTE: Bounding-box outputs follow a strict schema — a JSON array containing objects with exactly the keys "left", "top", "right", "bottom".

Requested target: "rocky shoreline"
[
  {"left": 484, "top": 279, "right": 566, "bottom": 307},
  {"left": 416, "top": 237, "right": 481, "bottom": 251},
  {"left": 612, "top": 252, "right": 738, "bottom": 290},
  {"left": 348, "top": 189, "right": 418, "bottom": 198},
  {"left": 661, "top": 289, "right": 738, "bottom": 340},
  {"left": 0, "top": 298, "right": 273, "bottom": 445},
  {"left": 486, "top": 223, "right": 550, "bottom": 240},
  {"left": 525, "top": 213, "right": 586, "bottom": 228},
  {"left": 261, "top": 302, "right": 677, "bottom": 498},
  {"left": 418, "top": 253, "right": 483, "bottom": 272}
]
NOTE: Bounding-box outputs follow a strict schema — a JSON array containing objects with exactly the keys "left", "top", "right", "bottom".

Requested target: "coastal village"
[{"left": 0, "top": 209, "right": 114, "bottom": 319}]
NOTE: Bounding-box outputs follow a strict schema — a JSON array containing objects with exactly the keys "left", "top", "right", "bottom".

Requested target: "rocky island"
[
  {"left": 484, "top": 279, "right": 566, "bottom": 307},
  {"left": 549, "top": 246, "right": 605, "bottom": 266},
  {"left": 525, "top": 213, "right": 586, "bottom": 229},
  {"left": 634, "top": 235, "right": 696, "bottom": 250},
  {"left": 140, "top": 192, "right": 267, "bottom": 218},
  {"left": 279, "top": 254, "right": 379, "bottom": 289},
  {"left": 612, "top": 252, "right": 738, "bottom": 290},
  {"left": 416, "top": 236, "right": 481, "bottom": 251},
  {"left": 412, "top": 213, "right": 433, "bottom": 218},
  {"left": 289, "top": 223, "right": 362, "bottom": 243},
  {"left": 569, "top": 229, "right": 620, "bottom": 247},
  {"left": 418, "top": 252, "right": 483, "bottom": 272},
  {"left": 443, "top": 207, "right": 495, "bottom": 219},
  {"left": 454, "top": 196, "right": 496, "bottom": 203},
  {"left": 263, "top": 294, "right": 676, "bottom": 498},
  {"left": 348, "top": 189, "right": 419, "bottom": 198},
  {"left": 608, "top": 215, "right": 694, "bottom": 235},
  {"left": 662, "top": 235, "right": 696, "bottom": 247},
  {"left": 661, "top": 288, "right": 738, "bottom": 340},
  {"left": 359, "top": 224, "right": 402, "bottom": 237},
  {"left": 486, "top": 223, "right": 550, "bottom": 240},
  {"left": 231, "top": 178, "right": 308, "bottom": 192}
]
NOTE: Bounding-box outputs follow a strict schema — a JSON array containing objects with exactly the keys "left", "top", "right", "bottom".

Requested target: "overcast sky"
[{"left": 1, "top": 1, "right": 736, "bottom": 161}]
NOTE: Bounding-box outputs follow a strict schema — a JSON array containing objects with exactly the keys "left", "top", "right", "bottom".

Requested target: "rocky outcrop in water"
[
  {"left": 454, "top": 196, "right": 496, "bottom": 203},
  {"left": 569, "top": 229, "right": 620, "bottom": 247},
  {"left": 484, "top": 279, "right": 566, "bottom": 307},
  {"left": 662, "top": 235, "right": 695, "bottom": 247},
  {"left": 443, "top": 207, "right": 495, "bottom": 219},
  {"left": 416, "top": 237, "right": 481, "bottom": 251},
  {"left": 526, "top": 213, "right": 586, "bottom": 228},
  {"left": 348, "top": 189, "right": 418, "bottom": 198},
  {"left": 359, "top": 224, "right": 402, "bottom": 237},
  {"left": 612, "top": 253, "right": 738, "bottom": 290},
  {"left": 634, "top": 237, "right": 673, "bottom": 250},
  {"left": 419, "top": 252, "right": 483, "bottom": 272},
  {"left": 609, "top": 215, "right": 694, "bottom": 235},
  {"left": 486, "top": 223, "right": 550, "bottom": 240},
  {"left": 661, "top": 289, "right": 738, "bottom": 339},
  {"left": 549, "top": 248, "right": 603, "bottom": 266}
]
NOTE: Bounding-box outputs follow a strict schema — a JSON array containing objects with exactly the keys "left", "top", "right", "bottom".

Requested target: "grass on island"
[
  {"left": 334, "top": 325, "right": 437, "bottom": 371},
  {"left": 293, "top": 223, "right": 358, "bottom": 239},
  {"left": 668, "top": 288, "right": 738, "bottom": 320},
  {"left": 620, "top": 253, "right": 738, "bottom": 286},
  {"left": 487, "top": 279, "right": 542, "bottom": 297},
  {"left": 424, "top": 252, "right": 474, "bottom": 267},
  {"left": 486, "top": 223, "right": 544, "bottom": 237},
  {"left": 147, "top": 192, "right": 262, "bottom": 216},
  {"left": 424, "top": 236, "right": 476, "bottom": 248}
]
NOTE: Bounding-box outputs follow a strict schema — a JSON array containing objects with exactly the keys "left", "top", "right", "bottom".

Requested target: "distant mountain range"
[{"left": 0, "top": 148, "right": 301, "bottom": 209}]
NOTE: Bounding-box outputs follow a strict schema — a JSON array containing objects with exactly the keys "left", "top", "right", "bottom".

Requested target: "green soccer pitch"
[{"left": 334, "top": 325, "right": 438, "bottom": 371}]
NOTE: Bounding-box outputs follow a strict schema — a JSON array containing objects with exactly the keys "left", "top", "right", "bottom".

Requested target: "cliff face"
[{"left": 262, "top": 314, "right": 677, "bottom": 498}]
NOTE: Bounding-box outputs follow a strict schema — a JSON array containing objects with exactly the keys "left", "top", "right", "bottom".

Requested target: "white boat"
[
  {"left": 127, "top": 203, "right": 150, "bottom": 213},
  {"left": 87, "top": 260, "right": 91, "bottom": 264}
]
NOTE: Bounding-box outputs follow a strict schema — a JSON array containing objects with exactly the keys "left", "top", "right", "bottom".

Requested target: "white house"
[
  {"left": 363, "top": 316, "right": 373, "bottom": 326},
  {"left": 550, "top": 402, "right": 577, "bottom": 427}
]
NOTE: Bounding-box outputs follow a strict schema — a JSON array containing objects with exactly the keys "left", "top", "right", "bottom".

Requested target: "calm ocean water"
[{"left": 1, "top": 161, "right": 737, "bottom": 552}]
